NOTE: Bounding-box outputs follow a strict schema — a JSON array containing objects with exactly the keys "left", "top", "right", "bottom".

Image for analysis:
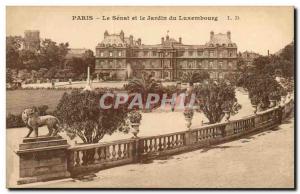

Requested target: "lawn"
[{"left": 6, "top": 89, "right": 71, "bottom": 115}]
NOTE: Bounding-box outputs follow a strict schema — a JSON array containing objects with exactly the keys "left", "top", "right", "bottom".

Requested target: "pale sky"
[{"left": 6, "top": 6, "right": 294, "bottom": 55}]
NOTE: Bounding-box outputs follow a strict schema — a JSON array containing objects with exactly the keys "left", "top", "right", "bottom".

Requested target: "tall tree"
[
  {"left": 6, "top": 36, "right": 23, "bottom": 69},
  {"left": 19, "top": 49, "right": 40, "bottom": 70},
  {"left": 69, "top": 49, "right": 95, "bottom": 76},
  {"left": 39, "top": 39, "right": 69, "bottom": 69}
]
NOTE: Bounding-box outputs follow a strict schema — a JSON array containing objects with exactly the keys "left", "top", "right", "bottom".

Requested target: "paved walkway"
[{"left": 20, "top": 116, "right": 294, "bottom": 189}]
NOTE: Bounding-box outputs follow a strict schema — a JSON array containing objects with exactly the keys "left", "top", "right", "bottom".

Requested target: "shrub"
[
  {"left": 194, "top": 80, "right": 241, "bottom": 124},
  {"left": 6, "top": 113, "right": 25, "bottom": 128},
  {"left": 55, "top": 90, "right": 131, "bottom": 144}
]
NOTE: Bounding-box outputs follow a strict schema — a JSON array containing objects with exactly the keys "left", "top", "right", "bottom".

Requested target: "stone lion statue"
[{"left": 22, "top": 108, "right": 60, "bottom": 138}]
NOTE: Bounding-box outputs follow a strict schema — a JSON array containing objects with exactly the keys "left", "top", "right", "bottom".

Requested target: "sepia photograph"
[{"left": 5, "top": 6, "right": 295, "bottom": 189}]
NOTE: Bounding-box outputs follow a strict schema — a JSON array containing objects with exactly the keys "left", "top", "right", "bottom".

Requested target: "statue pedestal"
[{"left": 16, "top": 136, "right": 70, "bottom": 185}]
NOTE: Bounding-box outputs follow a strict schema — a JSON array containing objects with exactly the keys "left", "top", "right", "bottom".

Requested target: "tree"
[
  {"left": 6, "top": 69, "right": 14, "bottom": 84},
  {"left": 250, "top": 43, "right": 294, "bottom": 78},
  {"left": 252, "top": 56, "right": 271, "bottom": 75},
  {"left": 238, "top": 74, "right": 285, "bottom": 110},
  {"left": 124, "top": 73, "right": 162, "bottom": 110},
  {"left": 83, "top": 50, "right": 95, "bottom": 74},
  {"left": 55, "top": 90, "right": 131, "bottom": 144},
  {"left": 278, "top": 43, "right": 294, "bottom": 77},
  {"left": 193, "top": 80, "right": 241, "bottom": 124},
  {"left": 68, "top": 49, "right": 95, "bottom": 77},
  {"left": 39, "top": 39, "right": 69, "bottom": 69},
  {"left": 181, "top": 71, "right": 210, "bottom": 86},
  {"left": 44, "top": 67, "right": 58, "bottom": 79},
  {"left": 6, "top": 36, "right": 23, "bottom": 69},
  {"left": 19, "top": 49, "right": 40, "bottom": 70}
]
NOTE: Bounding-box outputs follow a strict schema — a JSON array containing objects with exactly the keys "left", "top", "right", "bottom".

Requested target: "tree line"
[{"left": 6, "top": 36, "right": 95, "bottom": 84}]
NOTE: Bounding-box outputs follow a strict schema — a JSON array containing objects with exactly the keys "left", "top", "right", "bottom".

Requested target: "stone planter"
[{"left": 131, "top": 123, "right": 140, "bottom": 138}]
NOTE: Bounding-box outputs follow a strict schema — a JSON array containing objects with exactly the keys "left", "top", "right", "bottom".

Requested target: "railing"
[
  {"left": 67, "top": 138, "right": 137, "bottom": 175},
  {"left": 67, "top": 98, "right": 294, "bottom": 176},
  {"left": 139, "top": 131, "right": 187, "bottom": 158}
]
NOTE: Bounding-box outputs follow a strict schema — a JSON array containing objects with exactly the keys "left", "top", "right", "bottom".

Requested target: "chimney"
[
  {"left": 166, "top": 35, "right": 169, "bottom": 41},
  {"left": 129, "top": 35, "right": 133, "bottom": 45},
  {"left": 227, "top": 31, "right": 231, "bottom": 40},
  {"left": 210, "top": 31, "right": 214, "bottom": 40},
  {"left": 161, "top": 37, "right": 164, "bottom": 44},
  {"left": 268, "top": 50, "right": 270, "bottom": 56},
  {"left": 137, "top": 38, "right": 141, "bottom": 45},
  {"left": 179, "top": 37, "right": 182, "bottom": 44},
  {"left": 120, "top": 30, "right": 124, "bottom": 41},
  {"left": 104, "top": 30, "right": 109, "bottom": 38}
]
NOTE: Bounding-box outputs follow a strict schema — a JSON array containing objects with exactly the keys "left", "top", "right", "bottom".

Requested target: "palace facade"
[{"left": 95, "top": 30, "right": 238, "bottom": 81}]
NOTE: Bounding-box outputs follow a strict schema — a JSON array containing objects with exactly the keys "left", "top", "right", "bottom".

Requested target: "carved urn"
[
  {"left": 128, "top": 110, "right": 142, "bottom": 138},
  {"left": 252, "top": 104, "right": 258, "bottom": 114},
  {"left": 183, "top": 108, "right": 194, "bottom": 130},
  {"left": 223, "top": 110, "right": 231, "bottom": 122}
]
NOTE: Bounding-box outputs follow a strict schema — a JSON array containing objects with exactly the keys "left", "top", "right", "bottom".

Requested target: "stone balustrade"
[{"left": 16, "top": 97, "right": 294, "bottom": 184}]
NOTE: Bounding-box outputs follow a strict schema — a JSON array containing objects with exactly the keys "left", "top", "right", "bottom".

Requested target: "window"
[
  {"left": 163, "top": 71, "right": 169, "bottom": 78},
  {"left": 229, "top": 52, "right": 232, "bottom": 57},
  {"left": 178, "top": 51, "right": 184, "bottom": 57},
  {"left": 213, "top": 62, "right": 218, "bottom": 69},
  {"left": 143, "top": 51, "right": 148, "bottom": 56},
  {"left": 150, "top": 61, "right": 155, "bottom": 68},
  {"left": 197, "top": 51, "right": 203, "bottom": 56},
  {"left": 178, "top": 71, "right": 183, "bottom": 77},
  {"left": 219, "top": 73, "right": 224, "bottom": 79},
  {"left": 109, "top": 61, "right": 113, "bottom": 68},
  {"left": 118, "top": 51, "right": 122, "bottom": 57},
  {"left": 96, "top": 60, "right": 100, "bottom": 67},
  {"left": 100, "top": 52, "right": 104, "bottom": 57},
  {"left": 209, "top": 61, "right": 213, "bottom": 69},
  {"left": 219, "top": 61, "right": 223, "bottom": 69},
  {"left": 197, "top": 61, "right": 202, "bottom": 68},
  {"left": 151, "top": 71, "right": 155, "bottom": 77},
  {"left": 152, "top": 51, "right": 157, "bottom": 56},
  {"left": 209, "top": 51, "right": 214, "bottom": 57},
  {"left": 109, "top": 51, "right": 113, "bottom": 57},
  {"left": 116, "top": 62, "right": 121, "bottom": 68},
  {"left": 189, "top": 51, "right": 193, "bottom": 56},
  {"left": 192, "top": 62, "right": 197, "bottom": 69},
  {"left": 228, "top": 61, "right": 233, "bottom": 69}
]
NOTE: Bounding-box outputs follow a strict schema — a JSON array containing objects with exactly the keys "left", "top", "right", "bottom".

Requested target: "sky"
[{"left": 6, "top": 6, "right": 294, "bottom": 55}]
